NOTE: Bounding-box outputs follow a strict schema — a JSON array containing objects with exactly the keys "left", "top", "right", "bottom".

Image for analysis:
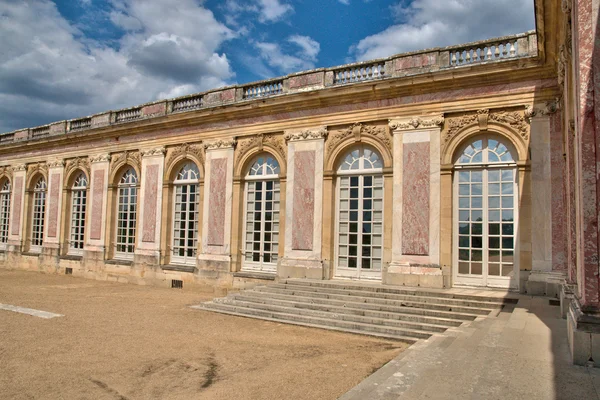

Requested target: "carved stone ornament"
[
  {"left": 477, "top": 109, "right": 489, "bottom": 130},
  {"left": 12, "top": 164, "right": 27, "bottom": 172},
  {"left": 26, "top": 162, "right": 49, "bottom": 180},
  {"left": 0, "top": 165, "right": 13, "bottom": 180},
  {"left": 203, "top": 138, "right": 237, "bottom": 150},
  {"left": 110, "top": 150, "right": 141, "bottom": 174},
  {"left": 557, "top": 45, "right": 567, "bottom": 88},
  {"left": 141, "top": 147, "right": 166, "bottom": 157},
  {"left": 90, "top": 153, "right": 111, "bottom": 163},
  {"left": 166, "top": 143, "right": 204, "bottom": 168},
  {"left": 389, "top": 114, "right": 444, "bottom": 131},
  {"left": 284, "top": 126, "right": 328, "bottom": 142},
  {"left": 488, "top": 110, "right": 529, "bottom": 139},
  {"left": 47, "top": 160, "right": 65, "bottom": 169},
  {"left": 327, "top": 123, "right": 390, "bottom": 155},
  {"left": 524, "top": 99, "right": 561, "bottom": 122},
  {"left": 235, "top": 133, "right": 287, "bottom": 167},
  {"left": 561, "top": 0, "right": 571, "bottom": 14},
  {"left": 443, "top": 114, "right": 478, "bottom": 144},
  {"left": 65, "top": 157, "right": 91, "bottom": 178}
]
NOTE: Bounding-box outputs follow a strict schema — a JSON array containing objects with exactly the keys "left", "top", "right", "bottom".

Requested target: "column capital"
[
  {"left": 284, "top": 126, "right": 328, "bottom": 142},
  {"left": 90, "top": 153, "right": 111, "bottom": 163},
  {"left": 389, "top": 114, "right": 444, "bottom": 132},
  {"left": 141, "top": 147, "right": 166, "bottom": 157},
  {"left": 204, "top": 138, "right": 236, "bottom": 150},
  {"left": 47, "top": 160, "right": 65, "bottom": 169}
]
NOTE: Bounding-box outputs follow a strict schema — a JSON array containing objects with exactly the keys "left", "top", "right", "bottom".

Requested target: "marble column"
[
  {"left": 41, "top": 160, "right": 65, "bottom": 265},
  {"left": 198, "top": 139, "right": 235, "bottom": 273},
  {"left": 386, "top": 115, "right": 443, "bottom": 288},
  {"left": 135, "top": 147, "right": 165, "bottom": 265},
  {"left": 84, "top": 154, "right": 110, "bottom": 265},
  {"left": 279, "top": 126, "right": 326, "bottom": 279},
  {"left": 7, "top": 164, "right": 26, "bottom": 250}
]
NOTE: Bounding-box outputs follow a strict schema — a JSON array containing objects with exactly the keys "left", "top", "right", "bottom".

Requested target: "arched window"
[
  {"left": 31, "top": 176, "right": 47, "bottom": 251},
  {"left": 242, "top": 155, "right": 281, "bottom": 273},
  {"left": 335, "top": 146, "right": 384, "bottom": 280},
  {"left": 172, "top": 162, "right": 200, "bottom": 264},
  {"left": 69, "top": 173, "right": 88, "bottom": 254},
  {"left": 0, "top": 180, "right": 10, "bottom": 244},
  {"left": 115, "top": 168, "right": 138, "bottom": 258},
  {"left": 454, "top": 136, "right": 518, "bottom": 289}
]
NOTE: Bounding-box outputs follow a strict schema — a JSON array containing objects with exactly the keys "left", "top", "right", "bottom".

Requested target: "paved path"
[{"left": 340, "top": 296, "right": 600, "bottom": 400}]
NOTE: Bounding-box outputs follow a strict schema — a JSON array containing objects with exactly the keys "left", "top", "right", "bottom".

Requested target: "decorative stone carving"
[
  {"left": 443, "top": 114, "right": 478, "bottom": 144},
  {"left": 12, "top": 164, "right": 27, "bottom": 172},
  {"left": 569, "top": 119, "right": 575, "bottom": 136},
  {"left": 235, "top": 133, "right": 287, "bottom": 168},
  {"left": 203, "top": 138, "right": 237, "bottom": 150},
  {"left": 47, "top": 160, "right": 65, "bottom": 169},
  {"left": 284, "top": 126, "right": 328, "bottom": 142},
  {"left": 26, "top": 162, "right": 49, "bottom": 181},
  {"left": 477, "top": 109, "right": 489, "bottom": 130},
  {"left": 327, "top": 123, "right": 390, "bottom": 155},
  {"left": 65, "top": 157, "right": 91, "bottom": 180},
  {"left": 166, "top": 143, "right": 203, "bottom": 168},
  {"left": 558, "top": 45, "right": 567, "bottom": 89},
  {"left": 90, "top": 153, "right": 111, "bottom": 163},
  {"left": 524, "top": 100, "right": 561, "bottom": 122},
  {"left": 141, "top": 147, "right": 166, "bottom": 157},
  {"left": 0, "top": 165, "right": 13, "bottom": 180},
  {"left": 389, "top": 114, "right": 444, "bottom": 131},
  {"left": 489, "top": 110, "right": 529, "bottom": 139},
  {"left": 110, "top": 150, "right": 141, "bottom": 175}
]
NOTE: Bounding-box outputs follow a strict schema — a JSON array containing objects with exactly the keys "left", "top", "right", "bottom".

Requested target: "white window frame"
[
  {"left": 171, "top": 163, "right": 200, "bottom": 265},
  {"left": 115, "top": 168, "right": 138, "bottom": 260},
  {"left": 452, "top": 136, "right": 519, "bottom": 289},
  {"left": 0, "top": 180, "right": 10, "bottom": 247},
  {"left": 68, "top": 173, "right": 88, "bottom": 256},
  {"left": 334, "top": 146, "right": 384, "bottom": 280},
  {"left": 242, "top": 155, "right": 281, "bottom": 273},
  {"left": 30, "top": 177, "right": 47, "bottom": 253}
]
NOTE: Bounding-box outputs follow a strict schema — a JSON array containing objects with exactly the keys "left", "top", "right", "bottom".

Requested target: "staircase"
[{"left": 192, "top": 279, "right": 518, "bottom": 343}]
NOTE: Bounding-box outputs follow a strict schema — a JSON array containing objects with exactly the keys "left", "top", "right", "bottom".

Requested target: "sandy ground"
[{"left": 0, "top": 270, "right": 406, "bottom": 400}]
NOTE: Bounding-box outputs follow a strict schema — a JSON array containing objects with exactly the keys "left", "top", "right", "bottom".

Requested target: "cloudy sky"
[{"left": 0, "top": 0, "right": 535, "bottom": 133}]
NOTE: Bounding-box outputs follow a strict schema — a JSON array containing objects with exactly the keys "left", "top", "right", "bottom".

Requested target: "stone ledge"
[
  {"left": 22, "top": 252, "right": 41, "bottom": 257},
  {"left": 60, "top": 255, "right": 82, "bottom": 261},
  {"left": 105, "top": 259, "right": 133, "bottom": 266},
  {"left": 233, "top": 271, "right": 276, "bottom": 281},
  {"left": 161, "top": 264, "right": 197, "bottom": 273}
]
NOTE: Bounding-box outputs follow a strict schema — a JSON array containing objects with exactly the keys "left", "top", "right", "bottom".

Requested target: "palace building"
[{"left": 0, "top": 0, "right": 599, "bottom": 364}]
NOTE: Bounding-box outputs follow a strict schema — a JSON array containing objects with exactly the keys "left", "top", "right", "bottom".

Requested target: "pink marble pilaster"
[
  {"left": 90, "top": 169, "right": 104, "bottom": 240},
  {"left": 207, "top": 158, "right": 227, "bottom": 246},
  {"left": 292, "top": 151, "right": 315, "bottom": 251},
  {"left": 47, "top": 173, "right": 60, "bottom": 238},
  {"left": 550, "top": 112, "right": 567, "bottom": 272},
  {"left": 402, "top": 142, "right": 430, "bottom": 255},
  {"left": 11, "top": 176, "right": 23, "bottom": 236},
  {"left": 142, "top": 165, "right": 159, "bottom": 242}
]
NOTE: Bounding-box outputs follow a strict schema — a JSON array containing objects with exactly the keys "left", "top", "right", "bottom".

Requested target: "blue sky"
[{"left": 0, "top": 0, "right": 535, "bottom": 133}]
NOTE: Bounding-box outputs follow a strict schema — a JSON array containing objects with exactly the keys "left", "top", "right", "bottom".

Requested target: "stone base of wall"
[
  {"left": 525, "top": 270, "right": 566, "bottom": 298},
  {"left": 383, "top": 263, "right": 447, "bottom": 288},
  {"left": 564, "top": 290, "right": 600, "bottom": 366},
  {"left": 232, "top": 271, "right": 276, "bottom": 290},
  {"left": 277, "top": 257, "right": 323, "bottom": 279}
]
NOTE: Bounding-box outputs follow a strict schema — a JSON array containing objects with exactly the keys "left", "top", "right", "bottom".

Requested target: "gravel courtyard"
[{"left": 0, "top": 270, "right": 406, "bottom": 400}]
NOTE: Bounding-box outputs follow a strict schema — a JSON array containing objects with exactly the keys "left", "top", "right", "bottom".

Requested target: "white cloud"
[
  {"left": 351, "top": 0, "right": 535, "bottom": 61},
  {"left": 253, "top": 35, "right": 321, "bottom": 74},
  {"left": 257, "top": 0, "right": 294, "bottom": 23},
  {"left": 338, "top": 0, "right": 350, "bottom": 5},
  {"left": 0, "top": 0, "right": 236, "bottom": 133}
]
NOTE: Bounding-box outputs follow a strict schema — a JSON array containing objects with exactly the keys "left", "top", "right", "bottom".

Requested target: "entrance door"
[
  {"left": 453, "top": 137, "right": 518, "bottom": 289},
  {"left": 335, "top": 147, "right": 384, "bottom": 280},
  {"left": 242, "top": 156, "right": 280, "bottom": 273}
]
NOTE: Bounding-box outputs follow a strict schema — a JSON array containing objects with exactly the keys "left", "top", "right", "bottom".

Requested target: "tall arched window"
[
  {"left": 172, "top": 162, "right": 200, "bottom": 264},
  {"left": 335, "top": 146, "right": 384, "bottom": 280},
  {"left": 31, "top": 176, "right": 47, "bottom": 251},
  {"left": 242, "top": 155, "right": 280, "bottom": 273},
  {"left": 0, "top": 180, "right": 10, "bottom": 244},
  {"left": 454, "top": 136, "right": 518, "bottom": 289},
  {"left": 69, "top": 173, "right": 88, "bottom": 254},
  {"left": 115, "top": 168, "right": 138, "bottom": 258}
]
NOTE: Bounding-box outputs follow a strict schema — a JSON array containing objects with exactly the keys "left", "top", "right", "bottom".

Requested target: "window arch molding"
[
  {"left": 0, "top": 177, "right": 11, "bottom": 244},
  {"left": 443, "top": 124, "right": 528, "bottom": 166},
  {"left": 325, "top": 134, "right": 392, "bottom": 173},
  {"left": 109, "top": 160, "right": 141, "bottom": 187},
  {"left": 237, "top": 150, "right": 285, "bottom": 180},
  {"left": 164, "top": 148, "right": 204, "bottom": 183}
]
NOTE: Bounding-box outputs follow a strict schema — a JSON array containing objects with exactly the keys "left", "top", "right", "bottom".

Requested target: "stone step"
[
  {"left": 198, "top": 301, "right": 426, "bottom": 342},
  {"left": 217, "top": 298, "right": 452, "bottom": 333},
  {"left": 268, "top": 282, "right": 504, "bottom": 309},
  {"left": 283, "top": 279, "right": 517, "bottom": 304},
  {"left": 229, "top": 293, "right": 467, "bottom": 326},
  {"left": 253, "top": 286, "right": 495, "bottom": 315}
]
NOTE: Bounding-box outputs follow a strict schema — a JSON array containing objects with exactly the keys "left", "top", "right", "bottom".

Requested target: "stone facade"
[{"left": 0, "top": 0, "right": 596, "bottom": 365}]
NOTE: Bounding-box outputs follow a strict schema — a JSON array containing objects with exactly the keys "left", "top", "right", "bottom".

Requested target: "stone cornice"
[
  {"left": 141, "top": 147, "right": 166, "bottom": 157},
  {"left": 90, "top": 154, "right": 111, "bottom": 163},
  {"left": 389, "top": 114, "right": 444, "bottom": 132},
  {"left": 203, "top": 138, "right": 236, "bottom": 150},
  {"left": 284, "top": 126, "right": 328, "bottom": 142}
]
